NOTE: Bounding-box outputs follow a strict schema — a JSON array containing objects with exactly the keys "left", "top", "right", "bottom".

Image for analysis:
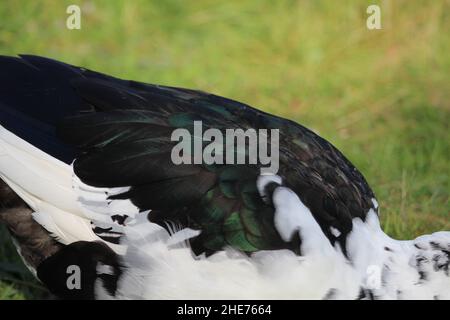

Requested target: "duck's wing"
[
  {"left": 51, "top": 56, "right": 377, "bottom": 255},
  {"left": 57, "top": 77, "right": 302, "bottom": 255},
  {"left": 0, "top": 55, "right": 381, "bottom": 299},
  {"left": 0, "top": 54, "right": 377, "bottom": 257}
]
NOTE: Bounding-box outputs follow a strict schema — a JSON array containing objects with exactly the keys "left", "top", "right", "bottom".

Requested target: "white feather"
[
  {"left": 0, "top": 126, "right": 125, "bottom": 253},
  {"left": 95, "top": 186, "right": 362, "bottom": 300}
]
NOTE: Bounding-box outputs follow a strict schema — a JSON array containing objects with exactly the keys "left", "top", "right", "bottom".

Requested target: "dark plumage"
[
  {"left": 2, "top": 55, "right": 445, "bottom": 300},
  {"left": 0, "top": 180, "right": 62, "bottom": 271},
  {"left": 0, "top": 55, "right": 374, "bottom": 258},
  {"left": 36, "top": 241, "right": 121, "bottom": 300}
]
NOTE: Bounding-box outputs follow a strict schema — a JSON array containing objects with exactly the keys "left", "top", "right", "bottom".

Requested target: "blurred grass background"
[{"left": 0, "top": 0, "right": 448, "bottom": 299}]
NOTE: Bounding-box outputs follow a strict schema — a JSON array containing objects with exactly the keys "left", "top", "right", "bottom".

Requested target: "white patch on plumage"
[
  {"left": 166, "top": 228, "right": 201, "bottom": 247},
  {"left": 96, "top": 185, "right": 362, "bottom": 300},
  {"left": 0, "top": 126, "right": 124, "bottom": 253},
  {"left": 345, "top": 209, "right": 450, "bottom": 299},
  {"left": 371, "top": 198, "right": 379, "bottom": 210},
  {"left": 272, "top": 186, "right": 333, "bottom": 255},
  {"left": 30, "top": 207, "right": 126, "bottom": 253},
  {"left": 0, "top": 127, "right": 82, "bottom": 215},
  {"left": 256, "top": 174, "right": 282, "bottom": 203},
  {"left": 97, "top": 262, "right": 115, "bottom": 276},
  {"left": 31, "top": 212, "right": 64, "bottom": 243},
  {"left": 330, "top": 227, "right": 341, "bottom": 238},
  {"left": 92, "top": 229, "right": 121, "bottom": 239},
  {"left": 73, "top": 175, "right": 140, "bottom": 234}
]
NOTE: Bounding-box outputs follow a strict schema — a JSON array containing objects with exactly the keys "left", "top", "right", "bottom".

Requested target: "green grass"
[{"left": 0, "top": 0, "right": 448, "bottom": 299}]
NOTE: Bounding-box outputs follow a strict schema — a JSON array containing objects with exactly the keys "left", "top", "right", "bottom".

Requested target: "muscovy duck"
[{"left": 0, "top": 55, "right": 448, "bottom": 300}]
